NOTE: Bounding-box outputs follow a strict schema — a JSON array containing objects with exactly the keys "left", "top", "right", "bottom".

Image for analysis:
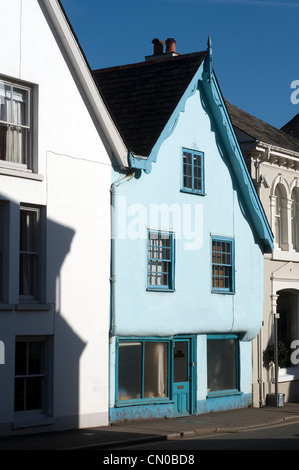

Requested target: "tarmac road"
[{"left": 112, "top": 421, "right": 299, "bottom": 451}]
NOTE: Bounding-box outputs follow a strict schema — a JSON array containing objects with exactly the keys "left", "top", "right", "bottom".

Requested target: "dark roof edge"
[
  {"left": 201, "top": 71, "right": 274, "bottom": 251},
  {"left": 225, "top": 99, "right": 299, "bottom": 155},
  {"left": 92, "top": 51, "right": 207, "bottom": 75}
]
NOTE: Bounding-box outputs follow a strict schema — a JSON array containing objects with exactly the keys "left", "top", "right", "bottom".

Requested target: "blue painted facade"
[{"left": 108, "top": 41, "right": 273, "bottom": 422}]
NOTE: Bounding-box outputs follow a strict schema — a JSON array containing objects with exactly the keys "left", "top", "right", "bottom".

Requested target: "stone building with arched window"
[{"left": 226, "top": 100, "right": 299, "bottom": 407}]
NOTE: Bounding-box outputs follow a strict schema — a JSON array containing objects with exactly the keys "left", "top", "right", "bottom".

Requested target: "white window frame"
[
  {"left": 14, "top": 336, "right": 54, "bottom": 428},
  {"left": 0, "top": 77, "right": 37, "bottom": 175},
  {"left": 19, "top": 205, "right": 42, "bottom": 302},
  {"left": 14, "top": 337, "right": 46, "bottom": 413}
]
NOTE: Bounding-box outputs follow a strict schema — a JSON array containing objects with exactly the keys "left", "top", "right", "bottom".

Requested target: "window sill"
[
  {"left": 115, "top": 398, "right": 173, "bottom": 407},
  {"left": 211, "top": 290, "right": 235, "bottom": 295},
  {"left": 146, "top": 288, "right": 175, "bottom": 293},
  {"left": 180, "top": 189, "right": 206, "bottom": 196},
  {"left": 13, "top": 411, "right": 54, "bottom": 430},
  {"left": 207, "top": 390, "right": 242, "bottom": 399},
  {"left": 271, "top": 249, "right": 299, "bottom": 262},
  {"left": 278, "top": 366, "right": 299, "bottom": 382},
  {"left": 0, "top": 165, "right": 43, "bottom": 181},
  {"left": 16, "top": 303, "right": 52, "bottom": 311}
]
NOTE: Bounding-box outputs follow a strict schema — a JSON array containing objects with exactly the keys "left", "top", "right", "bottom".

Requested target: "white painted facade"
[
  {"left": 233, "top": 120, "right": 299, "bottom": 407},
  {"left": 0, "top": 0, "right": 127, "bottom": 435}
]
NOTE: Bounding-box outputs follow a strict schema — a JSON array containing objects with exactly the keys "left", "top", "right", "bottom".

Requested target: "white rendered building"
[{"left": 0, "top": 0, "right": 127, "bottom": 435}]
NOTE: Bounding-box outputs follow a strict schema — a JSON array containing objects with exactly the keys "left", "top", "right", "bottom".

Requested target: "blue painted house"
[{"left": 93, "top": 38, "right": 273, "bottom": 421}]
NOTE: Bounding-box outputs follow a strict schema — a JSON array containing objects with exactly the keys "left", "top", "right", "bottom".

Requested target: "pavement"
[{"left": 1, "top": 402, "right": 299, "bottom": 450}]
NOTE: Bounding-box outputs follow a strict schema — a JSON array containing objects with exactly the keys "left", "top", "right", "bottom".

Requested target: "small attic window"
[{"left": 181, "top": 148, "right": 205, "bottom": 195}]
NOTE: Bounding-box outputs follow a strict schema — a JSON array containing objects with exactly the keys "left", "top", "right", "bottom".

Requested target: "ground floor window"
[
  {"left": 207, "top": 335, "right": 240, "bottom": 395},
  {"left": 14, "top": 337, "right": 47, "bottom": 412},
  {"left": 276, "top": 290, "right": 298, "bottom": 368},
  {"left": 117, "top": 340, "right": 168, "bottom": 402}
]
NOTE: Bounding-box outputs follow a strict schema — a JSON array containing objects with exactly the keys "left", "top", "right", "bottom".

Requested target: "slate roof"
[
  {"left": 281, "top": 114, "right": 299, "bottom": 141},
  {"left": 225, "top": 100, "right": 299, "bottom": 154},
  {"left": 93, "top": 52, "right": 206, "bottom": 157}
]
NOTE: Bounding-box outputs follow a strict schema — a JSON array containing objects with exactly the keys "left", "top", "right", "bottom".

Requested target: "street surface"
[{"left": 111, "top": 422, "right": 299, "bottom": 451}]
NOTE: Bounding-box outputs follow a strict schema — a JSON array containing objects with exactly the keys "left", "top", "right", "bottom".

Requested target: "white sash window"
[{"left": 0, "top": 80, "right": 31, "bottom": 169}]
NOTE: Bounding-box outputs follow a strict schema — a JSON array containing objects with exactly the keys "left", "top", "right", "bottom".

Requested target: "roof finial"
[{"left": 205, "top": 35, "right": 213, "bottom": 81}]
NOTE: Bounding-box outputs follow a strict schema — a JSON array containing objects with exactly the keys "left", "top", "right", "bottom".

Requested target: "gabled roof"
[
  {"left": 225, "top": 100, "right": 299, "bottom": 155},
  {"left": 93, "top": 52, "right": 206, "bottom": 158},
  {"left": 93, "top": 40, "right": 273, "bottom": 251}
]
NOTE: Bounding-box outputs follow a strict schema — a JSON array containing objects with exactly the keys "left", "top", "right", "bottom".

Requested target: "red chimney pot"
[
  {"left": 152, "top": 38, "right": 165, "bottom": 55},
  {"left": 165, "top": 38, "right": 176, "bottom": 53}
]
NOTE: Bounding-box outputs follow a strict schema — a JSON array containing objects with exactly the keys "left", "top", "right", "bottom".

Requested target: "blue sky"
[{"left": 60, "top": 0, "right": 299, "bottom": 130}]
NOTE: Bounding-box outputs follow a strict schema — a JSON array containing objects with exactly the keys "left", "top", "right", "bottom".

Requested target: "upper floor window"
[
  {"left": 182, "top": 148, "right": 205, "bottom": 195},
  {"left": 19, "top": 206, "right": 42, "bottom": 301},
  {"left": 211, "top": 236, "right": 235, "bottom": 293},
  {"left": 0, "top": 79, "right": 31, "bottom": 170},
  {"left": 147, "top": 230, "right": 175, "bottom": 291},
  {"left": 274, "top": 184, "right": 288, "bottom": 250}
]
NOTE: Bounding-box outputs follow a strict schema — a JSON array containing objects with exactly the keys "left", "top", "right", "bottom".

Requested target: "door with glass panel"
[{"left": 172, "top": 339, "right": 191, "bottom": 415}]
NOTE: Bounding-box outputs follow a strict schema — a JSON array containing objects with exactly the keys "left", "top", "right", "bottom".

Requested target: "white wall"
[{"left": 0, "top": 0, "right": 111, "bottom": 433}]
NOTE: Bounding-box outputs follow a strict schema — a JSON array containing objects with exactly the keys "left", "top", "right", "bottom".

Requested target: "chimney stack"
[
  {"left": 145, "top": 38, "right": 181, "bottom": 61},
  {"left": 152, "top": 38, "right": 165, "bottom": 55}
]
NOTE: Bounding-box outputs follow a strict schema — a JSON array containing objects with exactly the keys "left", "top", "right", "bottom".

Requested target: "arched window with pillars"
[{"left": 274, "top": 183, "right": 288, "bottom": 250}]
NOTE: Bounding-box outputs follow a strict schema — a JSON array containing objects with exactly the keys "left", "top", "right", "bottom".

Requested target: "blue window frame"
[
  {"left": 182, "top": 148, "right": 205, "bottom": 195},
  {"left": 116, "top": 339, "right": 170, "bottom": 404},
  {"left": 207, "top": 335, "right": 240, "bottom": 397},
  {"left": 147, "top": 230, "right": 174, "bottom": 291},
  {"left": 211, "top": 236, "right": 234, "bottom": 293}
]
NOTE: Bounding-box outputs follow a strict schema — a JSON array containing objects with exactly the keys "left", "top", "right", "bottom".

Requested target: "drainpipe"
[
  {"left": 258, "top": 323, "right": 265, "bottom": 407},
  {"left": 255, "top": 147, "right": 270, "bottom": 407},
  {"left": 271, "top": 293, "right": 279, "bottom": 407},
  {"left": 110, "top": 172, "right": 135, "bottom": 336},
  {"left": 274, "top": 309, "right": 279, "bottom": 407}
]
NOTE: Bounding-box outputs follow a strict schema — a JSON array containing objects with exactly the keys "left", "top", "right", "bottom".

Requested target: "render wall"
[
  {"left": 251, "top": 158, "right": 299, "bottom": 406},
  {"left": 0, "top": 0, "right": 111, "bottom": 434},
  {"left": 110, "top": 83, "right": 265, "bottom": 416}
]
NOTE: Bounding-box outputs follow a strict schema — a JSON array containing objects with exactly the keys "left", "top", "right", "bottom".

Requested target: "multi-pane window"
[
  {"left": 14, "top": 339, "right": 46, "bottom": 412},
  {"left": 182, "top": 148, "right": 204, "bottom": 195},
  {"left": 0, "top": 80, "right": 31, "bottom": 168},
  {"left": 211, "top": 237, "right": 234, "bottom": 293},
  {"left": 147, "top": 230, "right": 174, "bottom": 291},
  {"left": 207, "top": 336, "right": 239, "bottom": 395},
  {"left": 117, "top": 341, "right": 168, "bottom": 402},
  {"left": 19, "top": 206, "right": 40, "bottom": 300}
]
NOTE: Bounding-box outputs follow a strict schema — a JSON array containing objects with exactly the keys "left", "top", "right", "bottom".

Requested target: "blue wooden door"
[{"left": 172, "top": 340, "right": 190, "bottom": 415}]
